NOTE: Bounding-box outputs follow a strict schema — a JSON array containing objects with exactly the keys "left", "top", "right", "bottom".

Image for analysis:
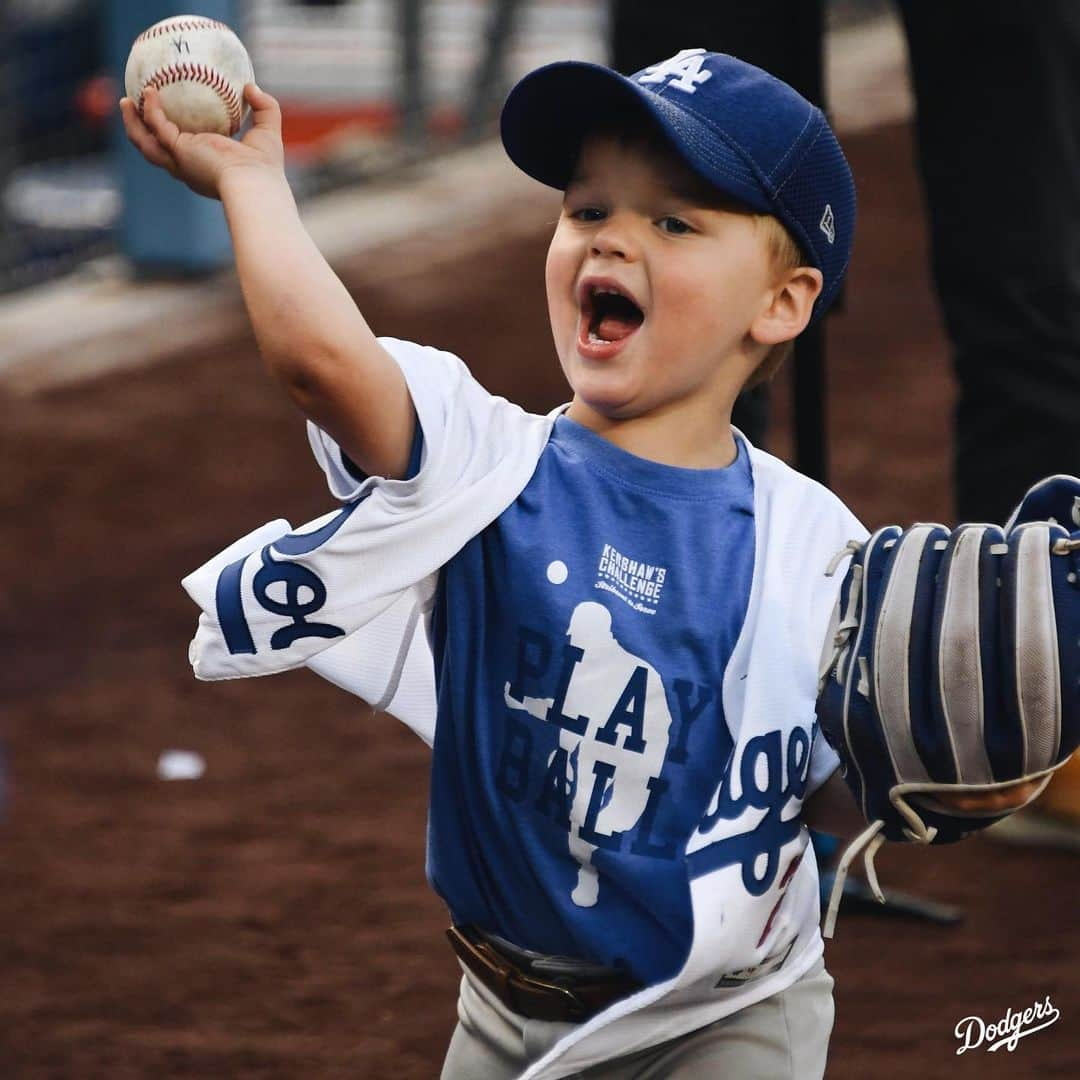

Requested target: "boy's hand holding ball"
[
  {"left": 119, "top": 15, "right": 284, "bottom": 200},
  {"left": 124, "top": 15, "right": 253, "bottom": 136}
]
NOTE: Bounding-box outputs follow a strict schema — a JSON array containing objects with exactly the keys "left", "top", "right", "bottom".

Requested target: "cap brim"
[{"left": 499, "top": 60, "right": 772, "bottom": 215}]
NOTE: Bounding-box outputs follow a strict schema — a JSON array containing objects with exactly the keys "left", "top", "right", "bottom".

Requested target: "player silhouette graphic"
[{"left": 504, "top": 600, "right": 672, "bottom": 907}]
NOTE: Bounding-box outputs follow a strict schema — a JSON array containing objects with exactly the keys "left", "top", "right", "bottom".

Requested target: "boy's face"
[{"left": 546, "top": 135, "right": 781, "bottom": 425}]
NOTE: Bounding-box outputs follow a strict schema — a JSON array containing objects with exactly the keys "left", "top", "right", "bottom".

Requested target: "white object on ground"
[
  {"left": 125, "top": 15, "right": 254, "bottom": 136},
  {"left": 157, "top": 749, "right": 206, "bottom": 781}
]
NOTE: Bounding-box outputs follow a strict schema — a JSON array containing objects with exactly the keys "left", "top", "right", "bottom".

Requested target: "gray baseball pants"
[{"left": 440, "top": 956, "right": 834, "bottom": 1079}]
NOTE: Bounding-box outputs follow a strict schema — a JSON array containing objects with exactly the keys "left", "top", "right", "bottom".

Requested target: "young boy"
[{"left": 121, "top": 48, "right": 1040, "bottom": 1080}]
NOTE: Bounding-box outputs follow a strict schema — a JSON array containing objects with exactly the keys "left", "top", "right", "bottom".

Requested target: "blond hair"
[{"left": 742, "top": 215, "right": 805, "bottom": 391}]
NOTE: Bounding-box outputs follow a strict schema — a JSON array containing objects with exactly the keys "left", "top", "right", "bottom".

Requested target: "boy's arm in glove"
[{"left": 815, "top": 474, "right": 1080, "bottom": 936}]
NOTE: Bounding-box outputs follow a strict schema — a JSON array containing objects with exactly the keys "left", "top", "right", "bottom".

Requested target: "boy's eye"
[
  {"left": 571, "top": 206, "right": 607, "bottom": 222},
  {"left": 658, "top": 215, "right": 693, "bottom": 235}
]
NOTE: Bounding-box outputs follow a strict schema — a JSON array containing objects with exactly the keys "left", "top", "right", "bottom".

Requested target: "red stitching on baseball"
[
  {"left": 139, "top": 62, "right": 243, "bottom": 135},
  {"left": 133, "top": 19, "right": 229, "bottom": 45}
]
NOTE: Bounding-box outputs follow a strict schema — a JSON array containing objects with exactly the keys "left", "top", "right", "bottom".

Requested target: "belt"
[{"left": 446, "top": 925, "right": 643, "bottom": 1023}]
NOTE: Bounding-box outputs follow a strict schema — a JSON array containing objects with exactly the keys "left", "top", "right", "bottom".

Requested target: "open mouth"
[{"left": 580, "top": 282, "right": 645, "bottom": 345}]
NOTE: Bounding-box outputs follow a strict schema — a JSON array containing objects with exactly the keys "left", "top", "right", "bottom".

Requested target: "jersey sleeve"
[
  {"left": 335, "top": 414, "right": 425, "bottom": 487},
  {"left": 182, "top": 337, "right": 555, "bottom": 683},
  {"left": 306, "top": 410, "right": 424, "bottom": 501},
  {"left": 306, "top": 337, "right": 497, "bottom": 501}
]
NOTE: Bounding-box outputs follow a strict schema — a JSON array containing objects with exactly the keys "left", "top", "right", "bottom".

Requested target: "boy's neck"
[{"left": 565, "top": 399, "right": 740, "bottom": 470}]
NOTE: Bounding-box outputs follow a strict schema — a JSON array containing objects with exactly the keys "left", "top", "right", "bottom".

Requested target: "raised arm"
[{"left": 119, "top": 85, "right": 414, "bottom": 479}]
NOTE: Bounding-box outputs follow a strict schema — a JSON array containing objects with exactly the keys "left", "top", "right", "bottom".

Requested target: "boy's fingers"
[
  {"left": 119, "top": 98, "right": 178, "bottom": 172},
  {"left": 936, "top": 779, "right": 1043, "bottom": 814},
  {"left": 140, "top": 88, "right": 182, "bottom": 154},
  {"left": 245, "top": 84, "right": 281, "bottom": 127}
]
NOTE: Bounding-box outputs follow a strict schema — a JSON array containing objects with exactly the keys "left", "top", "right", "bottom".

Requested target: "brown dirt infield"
[{"left": 1, "top": 122, "right": 1076, "bottom": 1078}]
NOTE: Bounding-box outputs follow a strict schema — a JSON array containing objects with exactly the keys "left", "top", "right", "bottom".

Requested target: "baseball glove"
[{"left": 816, "top": 475, "right": 1080, "bottom": 936}]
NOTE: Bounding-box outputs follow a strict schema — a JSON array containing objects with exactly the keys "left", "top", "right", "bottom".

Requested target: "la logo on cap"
[{"left": 638, "top": 48, "right": 713, "bottom": 95}]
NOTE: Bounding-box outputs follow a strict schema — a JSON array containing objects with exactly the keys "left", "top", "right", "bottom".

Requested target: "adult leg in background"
[
  {"left": 899, "top": 1, "right": 1080, "bottom": 523},
  {"left": 900, "top": 0, "right": 1080, "bottom": 842}
]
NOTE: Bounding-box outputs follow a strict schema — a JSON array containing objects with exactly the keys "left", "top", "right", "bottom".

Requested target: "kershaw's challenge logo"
[{"left": 595, "top": 543, "right": 668, "bottom": 615}]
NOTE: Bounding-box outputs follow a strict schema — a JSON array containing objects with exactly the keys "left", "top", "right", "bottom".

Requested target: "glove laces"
[
  {"left": 825, "top": 539, "right": 863, "bottom": 577},
  {"left": 822, "top": 819, "right": 885, "bottom": 939},
  {"left": 823, "top": 793, "right": 943, "bottom": 938},
  {"left": 818, "top": 542, "right": 865, "bottom": 696}
]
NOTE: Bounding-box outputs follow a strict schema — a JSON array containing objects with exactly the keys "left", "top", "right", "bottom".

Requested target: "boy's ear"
[{"left": 750, "top": 267, "right": 824, "bottom": 346}]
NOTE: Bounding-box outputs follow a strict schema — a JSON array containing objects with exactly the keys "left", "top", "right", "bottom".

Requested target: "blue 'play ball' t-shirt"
[{"left": 427, "top": 415, "right": 755, "bottom": 984}]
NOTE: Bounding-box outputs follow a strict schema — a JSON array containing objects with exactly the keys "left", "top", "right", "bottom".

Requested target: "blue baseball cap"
[{"left": 500, "top": 48, "right": 855, "bottom": 322}]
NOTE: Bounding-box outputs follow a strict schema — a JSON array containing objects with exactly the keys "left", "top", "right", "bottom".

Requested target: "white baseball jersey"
[{"left": 182, "top": 338, "right": 867, "bottom": 1080}]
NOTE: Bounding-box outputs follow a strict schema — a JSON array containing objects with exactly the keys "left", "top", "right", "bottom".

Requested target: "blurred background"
[
  {"left": 0, "top": 0, "right": 612, "bottom": 293},
  {"left": 0, "top": 2, "right": 1076, "bottom": 1078}
]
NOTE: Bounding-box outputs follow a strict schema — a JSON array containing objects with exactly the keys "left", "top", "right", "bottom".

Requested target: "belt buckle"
[
  {"left": 447, "top": 926, "right": 595, "bottom": 1021},
  {"left": 511, "top": 969, "right": 591, "bottom": 1021}
]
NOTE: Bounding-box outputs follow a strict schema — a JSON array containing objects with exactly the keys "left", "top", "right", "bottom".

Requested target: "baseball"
[{"left": 125, "top": 15, "right": 254, "bottom": 137}]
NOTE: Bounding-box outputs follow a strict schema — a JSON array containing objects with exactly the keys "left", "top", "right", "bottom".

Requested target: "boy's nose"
[{"left": 590, "top": 218, "right": 636, "bottom": 260}]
